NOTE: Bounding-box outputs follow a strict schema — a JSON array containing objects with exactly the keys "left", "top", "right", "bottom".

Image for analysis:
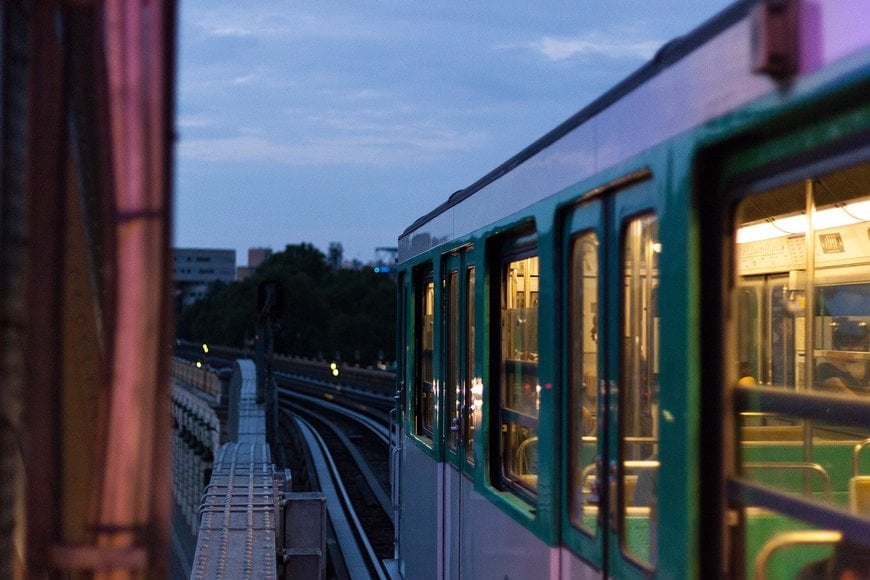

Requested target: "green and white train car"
[{"left": 391, "top": 0, "right": 870, "bottom": 577}]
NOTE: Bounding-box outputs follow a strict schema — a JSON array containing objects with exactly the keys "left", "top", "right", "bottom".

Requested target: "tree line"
[{"left": 177, "top": 243, "right": 396, "bottom": 368}]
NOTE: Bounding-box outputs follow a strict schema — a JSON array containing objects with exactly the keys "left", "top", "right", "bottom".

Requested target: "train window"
[
  {"left": 569, "top": 230, "right": 600, "bottom": 533},
  {"left": 731, "top": 160, "right": 870, "bottom": 577},
  {"left": 444, "top": 259, "right": 475, "bottom": 464},
  {"left": 499, "top": 249, "right": 540, "bottom": 496},
  {"left": 415, "top": 267, "right": 435, "bottom": 443},
  {"left": 466, "top": 266, "right": 477, "bottom": 466},
  {"left": 446, "top": 269, "right": 460, "bottom": 451},
  {"left": 621, "top": 214, "right": 660, "bottom": 567}
]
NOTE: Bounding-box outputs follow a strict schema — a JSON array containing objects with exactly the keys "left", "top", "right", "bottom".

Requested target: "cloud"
[
  {"left": 178, "top": 126, "right": 487, "bottom": 167},
  {"left": 177, "top": 114, "right": 217, "bottom": 129},
  {"left": 232, "top": 74, "right": 258, "bottom": 85},
  {"left": 208, "top": 26, "right": 255, "bottom": 38},
  {"left": 515, "top": 34, "right": 662, "bottom": 62},
  {"left": 188, "top": 7, "right": 402, "bottom": 43}
]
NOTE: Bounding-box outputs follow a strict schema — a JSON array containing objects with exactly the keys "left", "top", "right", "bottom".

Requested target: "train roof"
[{"left": 397, "top": 0, "right": 870, "bottom": 262}]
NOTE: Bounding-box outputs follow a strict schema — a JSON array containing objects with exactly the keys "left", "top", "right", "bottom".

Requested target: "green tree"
[{"left": 176, "top": 243, "right": 396, "bottom": 367}]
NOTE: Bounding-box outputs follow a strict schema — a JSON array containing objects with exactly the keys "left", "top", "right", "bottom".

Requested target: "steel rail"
[
  {"left": 275, "top": 369, "right": 394, "bottom": 405},
  {"left": 277, "top": 380, "right": 390, "bottom": 445},
  {"left": 292, "top": 414, "right": 388, "bottom": 580},
  {"left": 284, "top": 399, "right": 393, "bottom": 523}
]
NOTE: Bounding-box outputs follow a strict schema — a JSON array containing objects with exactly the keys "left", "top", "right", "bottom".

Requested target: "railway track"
[{"left": 277, "top": 377, "right": 394, "bottom": 579}]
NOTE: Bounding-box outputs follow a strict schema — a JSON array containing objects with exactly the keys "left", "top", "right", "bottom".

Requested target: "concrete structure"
[
  {"left": 187, "top": 358, "right": 327, "bottom": 579},
  {"left": 236, "top": 247, "right": 273, "bottom": 281},
  {"left": 173, "top": 248, "right": 236, "bottom": 307}
]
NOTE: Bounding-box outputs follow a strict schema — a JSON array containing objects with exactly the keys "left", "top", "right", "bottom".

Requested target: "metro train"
[{"left": 390, "top": 1, "right": 870, "bottom": 578}]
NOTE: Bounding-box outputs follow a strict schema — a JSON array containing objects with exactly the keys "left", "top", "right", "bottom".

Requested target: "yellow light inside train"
[
  {"left": 332, "top": 368, "right": 339, "bottom": 377},
  {"left": 814, "top": 202, "right": 868, "bottom": 229},
  {"left": 195, "top": 361, "right": 202, "bottom": 368},
  {"left": 736, "top": 221, "right": 783, "bottom": 243},
  {"left": 202, "top": 343, "right": 209, "bottom": 353},
  {"left": 737, "top": 200, "right": 870, "bottom": 244},
  {"left": 844, "top": 199, "right": 870, "bottom": 220},
  {"left": 471, "top": 377, "right": 484, "bottom": 410},
  {"left": 771, "top": 213, "right": 806, "bottom": 234}
]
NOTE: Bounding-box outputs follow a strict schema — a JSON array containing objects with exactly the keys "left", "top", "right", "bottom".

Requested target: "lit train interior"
[
  {"left": 731, "top": 159, "right": 870, "bottom": 573},
  {"left": 567, "top": 213, "right": 662, "bottom": 565},
  {"left": 502, "top": 253, "right": 541, "bottom": 492}
]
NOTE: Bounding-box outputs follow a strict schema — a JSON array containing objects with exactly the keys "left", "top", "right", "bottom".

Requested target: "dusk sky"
[{"left": 173, "top": 1, "right": 734, "bottom": 265}]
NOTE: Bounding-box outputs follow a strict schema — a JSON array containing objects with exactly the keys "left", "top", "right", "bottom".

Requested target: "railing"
[
  {"left": 177, "top": 340, "right": 396, "bottom": 395},
  {"left": 744, "top": 462, "right": 833, "bottom": 502},
  {"left": 752, "top": 530, "right": 842, "bottom": 580},
  {"left": 171, "top": 386, "right": 220, "bottom": 538},
  {"left": 171, "top": 357, "right": 222, "bottom": 402}
]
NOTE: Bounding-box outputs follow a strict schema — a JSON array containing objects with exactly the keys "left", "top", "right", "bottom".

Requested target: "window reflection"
[
  {"left": 734, "top": 167, "right": 870, "bottom": 397},
  {"left": 569, "top": 231, "right": 599, "bottom": 533},
  {"left": 465, "top": 266, "right": 477, "bottom": 465},
  {"left": 501, "top": 253, "right": 539, "bottom": 494},
  {"left": 446, "top": 270, "right": 460, "bottom": 450},
  {"left": 415, "top": 270, "right": 435, "bottom": 441},
  {"left": 621, "top": 214, "right": 660, "bottom": 566}
]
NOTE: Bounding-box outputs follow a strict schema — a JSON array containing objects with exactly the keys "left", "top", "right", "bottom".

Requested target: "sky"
[{"left": 173, "top": 1, "right": 735, "bottom": 265}]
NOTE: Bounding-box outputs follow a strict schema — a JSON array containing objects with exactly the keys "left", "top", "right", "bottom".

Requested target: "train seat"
[
  {"left": 517, "top": 436, "right": 538, "bottom": 474},
  {"left": 849, "top": 476, "right": 870, "bottom": 514},
  {"left": 741, "top": 425, "right": 804, "bottom": 441}
]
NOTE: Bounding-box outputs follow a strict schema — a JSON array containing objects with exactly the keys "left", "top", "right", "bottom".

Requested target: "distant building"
[
  {"left": 236, "top": 247, "right": 273, "bottom": 281},
  {"left": 173, "top": 248, "right": 236, "bottom": 307}
]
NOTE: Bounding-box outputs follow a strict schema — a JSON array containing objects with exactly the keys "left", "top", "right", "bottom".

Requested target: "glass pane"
[
  {"left": 621, "top": 214, "right": 660, "bottom": 566},
  {"left": 734, "top": 163, "right": 870, "bottom": 396},
  {"left": 503, "top": 256, "right": 540, "bottom": 414},
  {"left": 815, "top": 283, "right": 870, "bottom": 395},
  {"left": 569, "top": 231, "right": 600, "bottom": 533},
  {"left": 738, "top": 418, "right": 870, "bottom": 578},
  {"left": 739, "top": 412, "right": 870, "bottom": 510},
  {"left": 416, "top": 273, "right": 435, "bottom": 440},
  {"left": 466, "top": 266, "right": 477, "bottom": 465},
  {"left": 502, "top": 254, "right": 539, "bottom": 494},
  {"left": 732, "top": 161, "right": 870, "bottom": 577},
  {"left": 446, "top": 270, "right": 460, "bottom": 450}
]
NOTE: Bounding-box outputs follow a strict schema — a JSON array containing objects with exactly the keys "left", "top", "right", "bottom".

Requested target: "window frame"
[
  {"left": 492, "top": 231, "right": 541, "bottom": 502},
  {"left": 413, "top": 264, "right": 436, "bottom": 445}
]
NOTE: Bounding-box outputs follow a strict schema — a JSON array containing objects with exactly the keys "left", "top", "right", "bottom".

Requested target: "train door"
[
  {"left": 609, "top": 189, "right": 660, "bottom": 578},
  {"left": 441, "top": 250, "right": 475, "bottom": 578},
  {"left": 735, "top": 274, "right": 796, "bottom": 388},
  {"left": 564, "top": 178, "right": 660, "bottom": 578},
  {"left": 564, "top": 197, "right": 607, "bottom": 571}
]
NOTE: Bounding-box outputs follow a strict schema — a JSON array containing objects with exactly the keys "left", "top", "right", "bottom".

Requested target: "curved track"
[
  {"left": 291, "top": 414, "right": 388, "bottom": 580},
  {"left": 278, "top": 378, "right": 394, "bottom": 578}
]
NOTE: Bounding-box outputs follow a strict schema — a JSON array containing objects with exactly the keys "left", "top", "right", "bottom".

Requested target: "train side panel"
[
  {"left": 397, "top": 439, "right": 440, "bottom": 578},
  {"left": 399, "top": 435, "right": 605, "bottom": 579},
  {"left": 460, "top": 485, "right": 555, "bottom": 579}
]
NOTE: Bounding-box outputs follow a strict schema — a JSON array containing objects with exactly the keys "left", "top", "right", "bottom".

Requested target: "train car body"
[{"left": 392, "top": 0, "right": 870, "bottom": 578}]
